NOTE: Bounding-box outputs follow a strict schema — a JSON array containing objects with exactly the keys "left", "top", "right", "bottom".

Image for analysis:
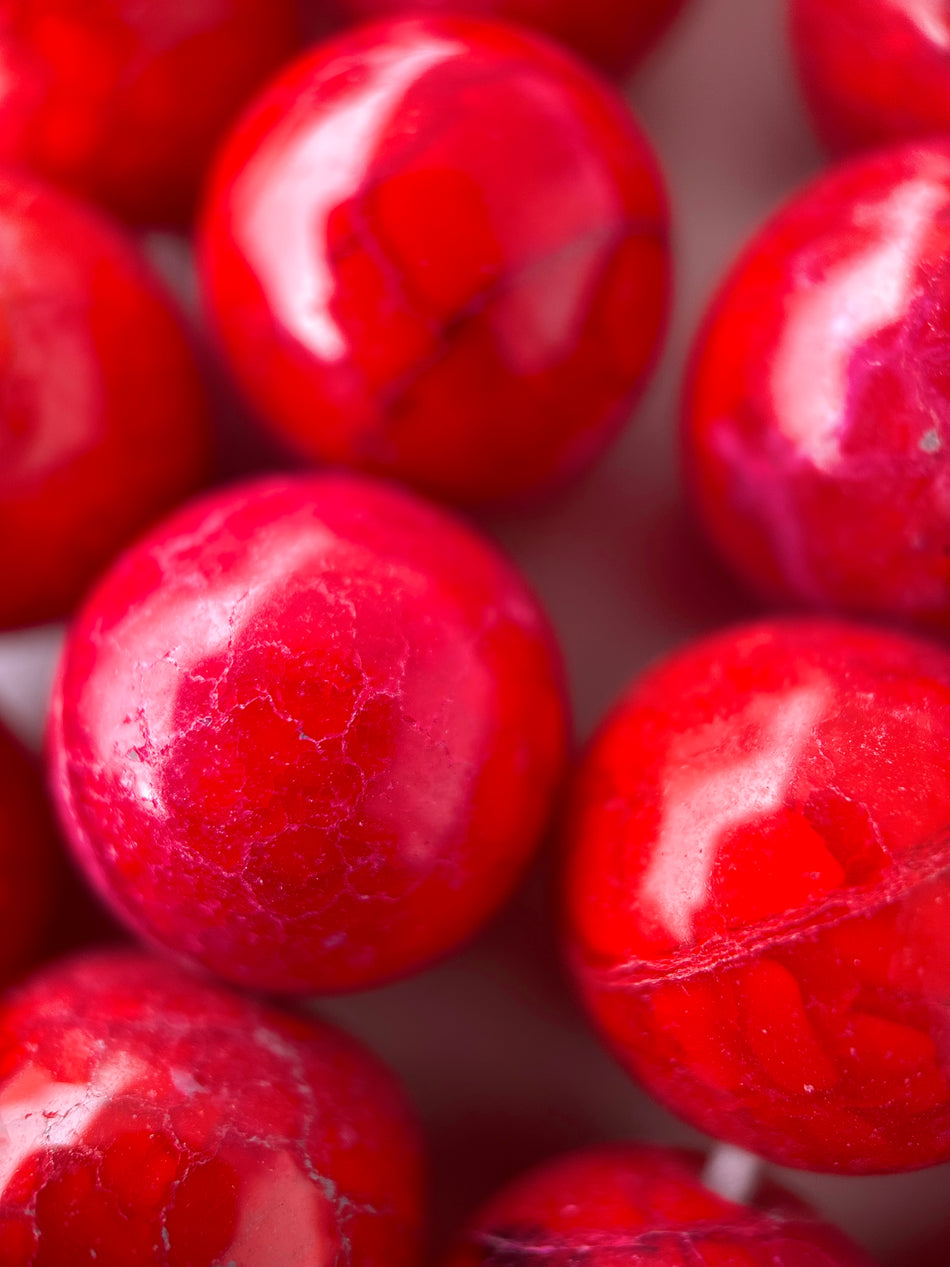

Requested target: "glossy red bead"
[
  {"left": 199, "top": 17, "right": 669, "bottom": 505},
  {"left": 49, "top": 473, "right": 569, "bottom": 993},
  {"left": 0, "top": 720, "right": 59, "bottom": 985},
  {"left": 441, "top": 1143, "right": 876, "bottom": 1265},
  {"left": 0, "top": 0, "right": 300, "bottom": 225},
  {"left": 565, "top": 619, "right": 950, "bottom": 1173},
  {"left": 684, "top": 141, "right": 950, "bottom": 632},
  {"left": 791, "top": 0, "right": 950, "bottom": 156},
  {"left": 0, "top": 173, "right": 211, "bottom": 630},
  {"left": 324, "top": 0, "right": 688, "bottom": 79},
  {"left": 0, "top": 948, "right": 424, "bottom": 1265}
]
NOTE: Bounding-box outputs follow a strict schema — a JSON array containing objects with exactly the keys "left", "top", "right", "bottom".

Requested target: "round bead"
[
  {"left": 0, "top": 949, "right": 423, "bottom": 1265},
  {"left": 0, "top": 0, "right": 300, "bottom": 225},
  {"left": 323, "top": 0, "right": 688, "bottom": 79},
  {"left": 565, "top": 618, "right": 950, "bottom": 1173},
  {"left": 791, "top": 0, "right": 950, "bottom": 156},
  {"left": 441, "top": 1143, "right": 876, "bottom": 1266},
  {"left": 0, "top": 720, "right": 59, "bottom": 985},
  {"left": 0, "top": 173, "right": 210, "bottom": 630},
  {"left": 49, "top": 473, "right": 569, "bottom": 993},
  {"left": 198, "top": 17, "right": 669, "bottom": 505},
  {"left": 684, "top": 141, "right": 950, "bottom": 632}
]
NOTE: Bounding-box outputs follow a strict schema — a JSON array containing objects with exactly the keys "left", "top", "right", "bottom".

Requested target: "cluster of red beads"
[{"left": 1, "top": 0, "right": 949, "bottom": 1263}]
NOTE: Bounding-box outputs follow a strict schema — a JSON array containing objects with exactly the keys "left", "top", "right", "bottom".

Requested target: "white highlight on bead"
[{"left": 701, "top": 1143, "right": 764, "bottom": 1206}]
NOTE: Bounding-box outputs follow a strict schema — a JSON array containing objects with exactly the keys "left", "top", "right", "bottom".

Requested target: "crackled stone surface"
[
  {"left": 791, "top": 0, "right": 950, "bottom": 156},
  {"left": 565, "top": 619, "right": 950, "bottom": 1173},
  {"left": 0, "top": 720, "right": 59, "bottom": 985},
  {"left": 0, "top": 0, "right": 300, "bottom": 225},
  {"left": 0, "top": 172, "right": 210, "bottom": 630},
  {"left": 684, "top": 141, "right": 950, "bottom": 632},
  {"left": 0, "top": 949, "right": 424, "bottom": 1265},
  {"left": 49, "top": 473, "right": 568, "bottom": 993},
  {"left": 325, "top": 0, "right": 688, "bottom": 79},
  {"left": 441, "top": 1144, "right": 875, "bottom": 1265},
  {"left": 199, "top": 16, "right": 669, "bottom": 505}
]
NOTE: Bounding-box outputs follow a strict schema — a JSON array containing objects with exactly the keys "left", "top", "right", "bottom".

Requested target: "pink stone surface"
[
  {"left": 0, "top": 948, "right": 424, "bottom": 1265},
  {"left": 49, "top": 474, "right": 568, "bottom": 993}
]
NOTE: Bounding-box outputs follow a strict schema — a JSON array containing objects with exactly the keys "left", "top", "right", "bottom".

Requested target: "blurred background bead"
[{"left": 0, "top": 0, "right": 301, "bottom": 225}]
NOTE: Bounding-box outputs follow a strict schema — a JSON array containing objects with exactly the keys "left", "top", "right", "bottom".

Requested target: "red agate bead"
[
  {"left": 441, "top": 1143, "right": 876, "bottom": 1265},
  {"left": 0, "top": 949, "right": 423, "bottom": 1265},
  {"left": 791, "top": 0, "right": 950, "bottom": 156},
  {"left": 684, "top": 141, "right": 950, "bottom": 632},
  {"left": 199, "top": 17, "right": 669, "bottom": 505},
  {"left": 0, "top": 720, "right": 59, "bottom": 984},
  {"left": 323, "top": 0, "right": 689, "bottom": 79},
  {"left": 0, "top": 0, "right": 300, "bottom": 225},
  {"left": 49, "top": 474, "right": 568, "bottom": 993},
  {"left": 565, "top": 618, "right": 950, "bottom": 1173},
  {"left": 0, "top": 173, "right": 210, "bottom": 630}
]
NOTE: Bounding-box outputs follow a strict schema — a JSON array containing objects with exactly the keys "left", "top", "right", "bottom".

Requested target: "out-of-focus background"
[{"left": 0, "top": 0, "right": 947, "bottom": 1261}]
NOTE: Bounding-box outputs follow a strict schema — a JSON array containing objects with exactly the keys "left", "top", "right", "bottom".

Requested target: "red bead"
[
  {"left": 440, "top": 1143, "right": 875, "bottom": 1265},
  {"left": 565, "top": 618, "right": 950, "bottom": 1173},
  {"left": 0, "top": 948, "right": 423, "bottom": 1265},
  {"left": 0, "top": 173, "right": 211, "bottom": 630},
  {"left": 0, "top": 0, "right": 300, "bottom": 225},
  {"left": 323, "top": 0, "right": 688, "bottom": 79},
  {"left": 198, "top": 17, "right": 669, "bottom": 505},
  {"left": 0, "top": 721, "right": 59, "bottom": 985},
  {"left": 791, "top": 0, "right": 950, "bottom": 156},
  {"left": 49, "top": 473, "right": 569, "bottom": 993},
  {"left": 684, "top": 141, "right": 950, "bottom": 632}
]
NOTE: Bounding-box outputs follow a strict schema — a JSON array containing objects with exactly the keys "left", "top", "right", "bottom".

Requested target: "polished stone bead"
[
  {"left": 0, "top": 0, "right": 301, "bottom": 225},
  {"left": 566, "top": 618, "right": 950, "bottom": 1173},
  {"left": 0, "top": 949, "right": 424, "bottom": 1265},
  {"left": 49, "top": 473, "right": 569, "bottom": 993},
  {"left": 199, "top": 17, "right": 669, "bottom": 505},
  {"left": 0, "top": 173, "right": 210, "bottom": 630},
  {"left": 684, "top": 141, "right": 950, "bottom": 631}
]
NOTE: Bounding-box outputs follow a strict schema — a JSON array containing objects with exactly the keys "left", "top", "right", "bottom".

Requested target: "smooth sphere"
[
  {"left": 0, "top": 949, "right": 423, "bottom": 1265},
  {"left": 0, "top": 0, "right": 300, "bottom": 225},
  {"left": 566, "top": 619, "right": 950, "bottom": 1173},
  {"left": 684, "top": 141, "right": 950, "bottom": 632},
  {"left": 199, "top": 17, "right": 669, "bottom": 505},
  {"left": 441, "top": 1143, "right": 876, "bottom": 1265},
  {"left": 0, "top": 173, "right": 210, "bottom": 630},
  {"left": 791, "top": 0, "right": 950, "bottom": 156},
  {"left": 49, "top": 474, "right": 569, "bottom": 993}
]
